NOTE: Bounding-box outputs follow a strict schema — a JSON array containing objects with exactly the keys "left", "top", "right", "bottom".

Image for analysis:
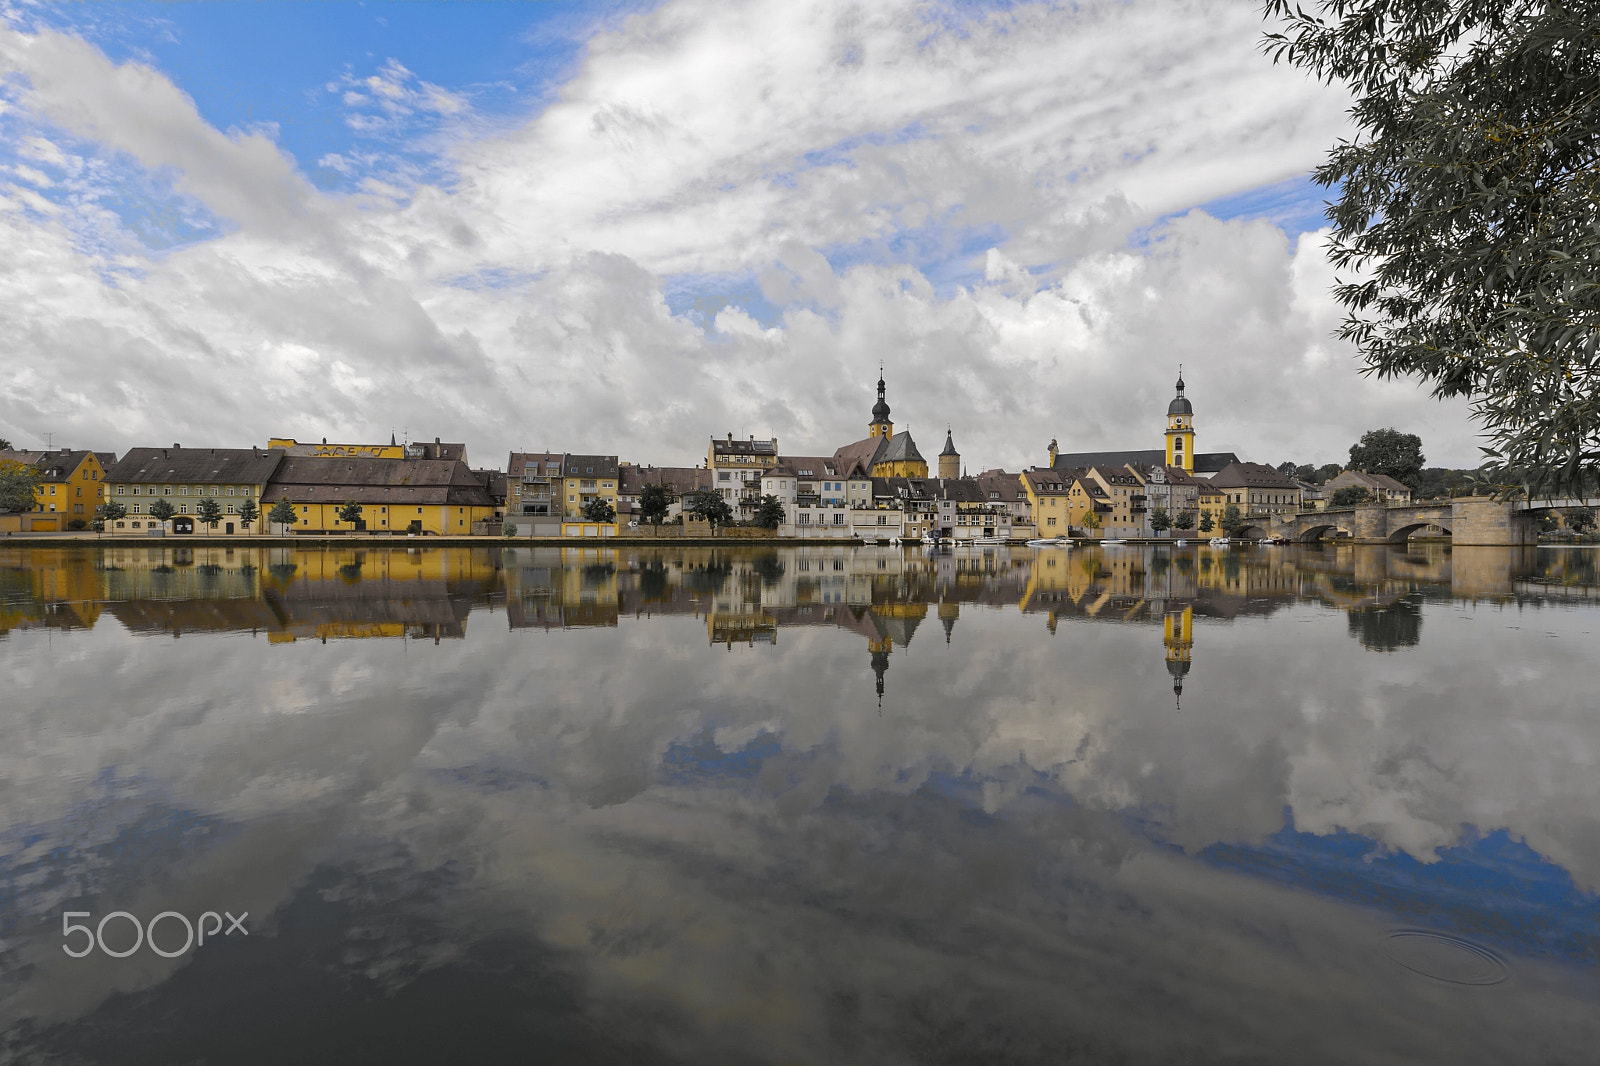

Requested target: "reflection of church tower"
[
  {"left": 1163, "top": 605, "right": 1193, "bottom": 708},
  {"left": 871, "top": 643, "right": 889, "bottom": 707},
  {"left": 939, "top": 428, "right": 960, "bottom": 480},
  {"left": 870, "top": 370, "right": 894, "bottom": 440},
  {"left": 1165, "top": 368, "right": 1195, "bottom": 473},
  {"left": 938, "top": 601, "right": 959, "bottom": 643}
]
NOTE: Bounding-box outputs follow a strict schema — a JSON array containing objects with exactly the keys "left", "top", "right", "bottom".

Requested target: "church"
[
  {"left": 1046, "top": 372, "right": 1239, "bottom": 476},
  {"left": 832, "top": 373, "right": 935, "bottom": 479}
]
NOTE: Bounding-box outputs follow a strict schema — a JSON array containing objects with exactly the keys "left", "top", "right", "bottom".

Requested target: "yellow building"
[
  {"left": 0, "top": 448, "right": 112, "bottom": 531},
  {"left": 560, "top": 454, "right": 620, "bottom": 529},
  {"left": 1196, "top": 481, "right": 1228, "bottom": 531},
  {"left": 263, "top": 455, "right": 496, "bottom": 535},
  {"left": 1020, "top": 468, "right": 1075, "bottom": 533},
  {"left": 102, "top": 447, "right": 281, "bottom": 536}
]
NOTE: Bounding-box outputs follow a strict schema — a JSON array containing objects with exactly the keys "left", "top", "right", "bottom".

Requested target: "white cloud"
[{"left": 0, "top": 2, "right": 1486, "bottom": 469}]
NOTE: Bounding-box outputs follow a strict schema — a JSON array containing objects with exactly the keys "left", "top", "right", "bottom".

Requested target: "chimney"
[{"left": 173, "top": 443, "right": 181, "bottom": 449}]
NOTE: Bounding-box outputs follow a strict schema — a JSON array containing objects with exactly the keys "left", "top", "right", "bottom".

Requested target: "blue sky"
[{"left": 0, "top": 0, "right": 1484, "bottom": 468}]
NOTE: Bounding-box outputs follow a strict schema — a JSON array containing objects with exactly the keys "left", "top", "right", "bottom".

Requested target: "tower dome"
[
  {"left": 1167, "top": 373, "right": 1193, "bottom": 416},
  {"left": 872, "top": 375, "right": 891, "bottom": 421}
]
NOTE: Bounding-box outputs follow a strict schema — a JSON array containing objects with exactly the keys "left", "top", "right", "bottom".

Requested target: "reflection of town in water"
[{"left": 5, "top": 540, "right": 1592, "bottom": 706}]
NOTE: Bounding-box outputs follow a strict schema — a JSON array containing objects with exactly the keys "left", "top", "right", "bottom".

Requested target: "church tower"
[
  {"left": 869, "top": 371, "right": 893, "bottom": 440},
  {"left": 939, "top": 428, "right": 960, "bottom": 479},
  {"left": 1165, "top": 369, "right": 1195, "bottom": 473}
]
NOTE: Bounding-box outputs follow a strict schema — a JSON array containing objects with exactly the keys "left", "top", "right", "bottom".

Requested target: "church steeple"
[
  {"left": 869, "top": 368, "right": 894, "bottom": 440},
  {"left": 1165, "top": 365, "right": 1195, "bottom": 473}
]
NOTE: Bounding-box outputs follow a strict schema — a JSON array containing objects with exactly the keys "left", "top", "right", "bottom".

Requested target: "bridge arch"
[
  {"left": 1297, "top": 522, "right": 1351, "bottom": 543},
  {"left": 1233, "top": 523, "right": 1271, "bottom": 541},
  {"left": 1385, "top": 519, "right": 1452, "bottom": 545}
]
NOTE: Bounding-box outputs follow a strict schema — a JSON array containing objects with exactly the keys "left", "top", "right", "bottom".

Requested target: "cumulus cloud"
[{"left": 0, "top": 1, "right": 1486, "bottom": 469}]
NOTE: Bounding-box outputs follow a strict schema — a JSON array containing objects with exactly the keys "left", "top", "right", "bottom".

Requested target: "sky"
[{"left": 0, "top": 0, "right": 1484, "bottom": 471}]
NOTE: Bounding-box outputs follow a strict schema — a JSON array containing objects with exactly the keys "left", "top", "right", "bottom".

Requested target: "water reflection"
[{"left": 3, "top": 543, "right": 1600, "bottom": 1064}]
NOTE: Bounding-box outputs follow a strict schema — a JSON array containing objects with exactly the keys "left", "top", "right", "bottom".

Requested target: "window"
[
  {"left": 417, "top": 507, "right": 423, "bottom": 514},
  {"left": 181, "top": 486, "right": 188, "bottom": 495},
  {"left": 833, "top": 513, "right": 844, "bottom": 525},
  {"left": 799, "top": 513, "right": 810, "bottom": 524},
  {"left": 164, "top": 486, "right": 172, "bottom": 495},
  {"left": 228, "top": 487, "right": 236, "bottom": 496},
  {"left": 242, "top": 486, "right": 252, "bottom": 497},
  {"left": 117, "top": 486, "right": 125, "bottom": 495},
  {"left": 132, "top": 503, "right": 141, "bottom": 513},
  {"left": 179, "top": 503, "right": 188, "bottom": 514},
  {"left": 718, "top": 472, "right": 731, "bottom": 481}
]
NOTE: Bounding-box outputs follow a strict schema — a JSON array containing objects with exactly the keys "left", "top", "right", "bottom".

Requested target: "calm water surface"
[{"left": 3, "top": 541, "right": 1600, "bottom": 1064}]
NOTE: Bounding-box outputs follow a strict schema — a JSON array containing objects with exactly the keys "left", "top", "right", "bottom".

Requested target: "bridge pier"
[{"left": 1450, "top": 497, "right": 1538, "bottom": 546}]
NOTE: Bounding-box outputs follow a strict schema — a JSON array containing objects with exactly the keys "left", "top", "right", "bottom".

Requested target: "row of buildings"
[{"left": 1, "top": 372, "right": 1410, "bottom": 540}]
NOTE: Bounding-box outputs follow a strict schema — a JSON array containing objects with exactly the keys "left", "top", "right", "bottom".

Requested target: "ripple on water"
[{"left": 1385, "top": 930, "right": 1510, "bottom": 986}]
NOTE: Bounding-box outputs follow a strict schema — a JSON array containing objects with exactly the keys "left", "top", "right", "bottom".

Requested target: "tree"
[
  {"left": 1315, "top": 463, "right": 1341, "bottom": 484},
  {"left": 639, "top": 483, "right": 672, "bottom": 527},
  {"left": 238, "top": 497, "right": 259, "bottom": 529},
  {"left": 0, "top": 459, "right": 40, "bottom": 513},
  {"left": 269, "top": 497, "right": 298, "bottom": 530},
  {"left": 581, "top": 497, "right": 616, "bottom": 523},
  {"left": 1150, "top": 506, "right": 1172, "bottom": 534},
  {"left": 1081, "top": 509, "right": 1103, "bottom": 534},
  {"left": 148, "top": 498, "right": 175, "bottom": 524},
  {"left": 753, "top": 494, "right": 786, "bottom": 529},
  {"left": 1568, "top": 506, "right": 1597, "bottom": 535},
  {"left": 1219, "top": 504, "right": 1244, "bottom": 537},
  {"left": 337, "top": 501, "right": 364, "bottom": 526},
  {"left": 1173, "top": 509, "right": 1196, "bottom": 530},
  {"left": 96, "top": 499, "right": 126, "bottom": 524},
  {"left": 1347, "top": 429, "right": 1425, "bottom": 489},
  {"left": 1276, "top": 461, "right": 1299, "bottom": 477},
  {"left": 0, "top": 438, "right": 10, "bottom": 450},
  {"left": 1198, "top": 511, "right": 1215, "bottom": 533},
  {"left": 1264, "top": 1, "right": 1600, "bottom": 498},
  {"left": 196, "top": 497, "right": 224, "bottom": 529},
  {"left": 1330, "top": 486, "right": 1374, "bottom": 508},
  {"left": 687, "top": 490, "right": 733, "bottom": 528}
]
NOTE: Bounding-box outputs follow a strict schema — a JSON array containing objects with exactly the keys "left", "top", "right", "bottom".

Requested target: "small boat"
[
  {"left": 1208, "top": 537, "right": 1230, "bottom": 546},
  {"left": 1174, "top": 539, "right": 1187, "bottom": 546},
  {"left": 1026, "top": 536, "right": 1071, "bottom": 547},
  {"left": 1100, "top": 538, "right": 1127, "bottom": 545}
]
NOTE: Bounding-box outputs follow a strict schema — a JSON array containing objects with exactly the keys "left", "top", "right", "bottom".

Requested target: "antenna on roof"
[{"left": 43, "top": 432, "right": 52, "bottom": 449}]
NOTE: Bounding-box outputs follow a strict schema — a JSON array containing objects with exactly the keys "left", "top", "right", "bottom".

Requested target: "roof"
[
  {"left": 106, "top": 447, "right": 285, "bottom": 485},
  {"left": 710, "top": 436, "right": 779, "bottom": 458},
  {"left": 767, "top": 456, "right": 848, "bottom": 478},
  {"left": 1086, "top": 465, "right": 1144, "bottom": 487},
  {"left": 0, "top": 449, "right": 46, "bottom": 466},
  {"left": 473, "top": 469, "right": 507, "bottom": 500},
  {"left": 1051, "top": 449, "right": 1239, "bottom": 475},
  {"left": 563, "top": 454, "right": 620, "bottom": 478},
  {"left": 1335, "top": 469, "right": 1412, "bottom": 492},
  {"left": 1022, "top": 468, "right": 1073, "bottom": 494},
  {"left": 264, "top": 456, "right": 492, "bottom": 506},
  {"left": 409, "top": 440, "right": 467, "bottom": 463},
  {"left": 972, "top": 472, "right": 1028, "bottom": 502},
  {"left": 1209, "top": 461, "right": 1304, "bottom": 490},
  {"left": 876, "top": 431, "right": 925, "bottom": 465},
  {"left": 34, "top": 450, "right": 94, "bottom": 482},
  {"left": 940, "top": 430, "right": 959, "bottom": 457},
  {"left": 833, "top": 435, "right": 885, "bottom": 473},
  {"left": 508, "top": 452, "right": 564, "bottom": 477},
  {"left": 620, "top": 465, "right": 709, "bottom": 496}
]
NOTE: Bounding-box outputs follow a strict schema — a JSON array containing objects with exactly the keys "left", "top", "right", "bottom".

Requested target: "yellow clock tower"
[{"left": 1165, "top": 369, "right": 1195, "bottom": 473}]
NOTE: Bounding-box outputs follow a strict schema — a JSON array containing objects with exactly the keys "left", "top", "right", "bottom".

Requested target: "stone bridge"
[{"left": 1235, "top": 497, "right": 1539, "bottom": 546}]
